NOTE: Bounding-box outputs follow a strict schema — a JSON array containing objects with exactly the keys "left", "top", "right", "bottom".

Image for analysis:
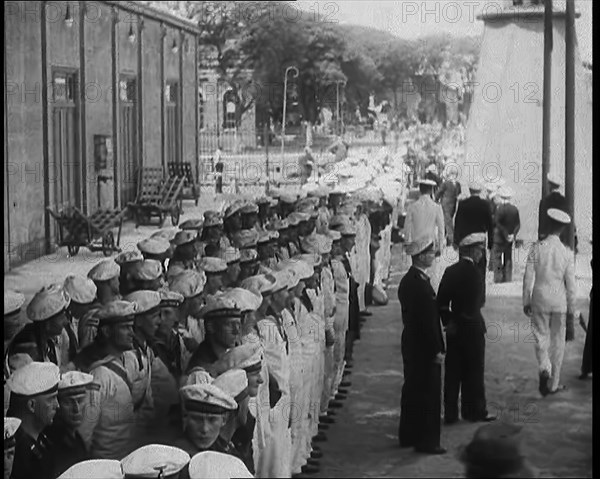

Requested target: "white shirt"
[{"left": 404, "top": 194, "right": 445, "bottom": 251}]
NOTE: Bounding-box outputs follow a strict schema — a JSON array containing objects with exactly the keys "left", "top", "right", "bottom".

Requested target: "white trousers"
[{"left": 531, "top": 310, "right": 567, "bottom": 391}]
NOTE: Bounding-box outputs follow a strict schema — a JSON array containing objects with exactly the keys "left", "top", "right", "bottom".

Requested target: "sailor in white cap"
[
  {"left": 88, "top": 260, "right": 122, "bottom": 305},
  {"left": 169, "top": 270, "right": 207, "bottom": 353},
  {"left": 6, "top": 361, "right": 60, "bottom": 479},
  {"left": 185, "top": 295, "right": 244, "bottom": 375},
  {"left": 198, "top": 257, "right": 229, "bottom": 296},
  {"left": 7, "top": 284, "right": 74, "bottom": 372},
  {"left": 4, "top": 290, "right": 25, "bottom": 345},
  {"left": 121, "top": 444, "right": 190, "bottom": 479},
  {"left": 453, "top": 181, "right": 494, "bottom": 303},
  {"left": 63, "top": 274, "right": 100, "bottom": 352},
  {"left": 137, "top": 237, "right": 171, "bottom": 277},
  {"left": 43, "top": 371, "right": 96, "bottom": 478},
  {"left": 74, "top": 300, "right": 138, "bottom": 460},
  {"left": 188, "top": 450, "right": 253, "bottom": 479},
  {"left": 252, "top": 268, "right": 293, "bottom": 478},
  {"left": 169, "top": 231, "right": 200, "bottom": 278},
  {"left": 115, "top": 249, "right": 145, "bottom": 297},
  {"left": 438, "top": 233, "right": 496, "bottom": 425},
  {"left": 174, "top": 383, "right": 238, "bottom": 455},
  {"left": 397, "top": 235, "right": 446, "bottom": 455},
  {"left": 403, "top": 178, "right": 445, "bottom": 259},
  {"left": 220, "top": 247, "right": 242, "bottom": 288},
  {"left": 57, "top": 459, "right": 124, "bottom": 479},
  {"left": 491, "top": 187, "right": 521, "bottom": 283},
  {"left": 122, "top": 291, "right": 161, "bottom": 440},
  {"left": 4, "top": 417, "right": 22, "bottom": 479},
  {"left": 538, "top": 172, "right": 575, "bottom": 248},
  {"left": 129, "top": 259, "right": 165, "bottom": 292},
  {"left": 210, "top": 369, "right": 250, "bottom": 461},
  {"left": 523, "top": 208, "right": 578, "bottom": 396}
]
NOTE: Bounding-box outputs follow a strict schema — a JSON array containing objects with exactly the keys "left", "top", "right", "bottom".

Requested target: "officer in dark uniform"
[
  {"left": 538, "top": 174, "right": 577, "bottom": 250},
  {"left": 43, "top": 371, "right": 94, "bottom": 478},
  {"left": 397, "top": 235, "right": 446, "bottom": 455},
  {"left": 453, "top": 182, "right": 494, "bottom": 305},
  {"left": 492, "top": 188, "right": 521, "bottom": 283},
  {"left": 6, "top": 362, "right": 60, "bottom": 479},
  {"left": 438, "top": 233, "right": 496, "bottom": 424}
]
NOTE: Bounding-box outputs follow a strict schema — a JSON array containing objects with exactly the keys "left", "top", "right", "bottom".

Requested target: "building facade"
[{"left": 4, "top": 1, "right": 201, "bottom": 270}]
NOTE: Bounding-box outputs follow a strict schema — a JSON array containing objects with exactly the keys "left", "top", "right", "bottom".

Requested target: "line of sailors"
[{"left": 4, "top": 182, "right": 399, "bottom": 479}]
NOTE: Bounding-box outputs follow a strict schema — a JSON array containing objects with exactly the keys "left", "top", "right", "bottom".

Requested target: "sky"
[{"left": 294, "top": 0, "right": 593, "bottom": 63}]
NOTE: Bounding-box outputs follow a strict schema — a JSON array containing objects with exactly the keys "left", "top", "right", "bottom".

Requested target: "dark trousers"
[
  {"left": 365, "top": 259, "right": 375, "bottom": 307},
  {"left": 444, "top": 332, "right": 487, "bottom": 421},
  {"left": 216, "top": 176, "right": 223, "bottom": 194},
  {"left": 478, "top": 250, "right": 487, "bottom": 305},
  {"left": 492, "top": 242, "right": 513, "bottom": 283},
  {"left": 345, "top": 277, "right": 360, "bottom": 360},
  {"left": 399, "top": 359, "right": 442, "bottom": 450},
  {"left": 581, "top": 296, "right": 593, "bottom": 375}
]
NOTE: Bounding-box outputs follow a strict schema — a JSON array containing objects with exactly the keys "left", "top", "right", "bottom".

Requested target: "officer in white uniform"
[{"left": 523, "top": 208, "right": 578, "bottom": 396}]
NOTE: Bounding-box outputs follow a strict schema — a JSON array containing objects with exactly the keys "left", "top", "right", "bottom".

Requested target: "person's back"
[
  {"left": 523, "top": 235, "right": 575, "bottom": 314},
  {"left": 454, "top": 195, "right": 493, "bottom": 246}
]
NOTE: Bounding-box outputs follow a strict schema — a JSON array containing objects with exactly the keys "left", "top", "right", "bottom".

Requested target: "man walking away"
[
  {"left": 492, "top": 187, "right": 520, "bottom": 283},
  {"left": 435, "top": 169, "right": 461, "bottom": 246},
  {"left": 523, "top": 208, "right": 577, "bottom": 396}
]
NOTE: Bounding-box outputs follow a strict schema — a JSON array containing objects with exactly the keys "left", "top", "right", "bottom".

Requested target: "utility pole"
[
  {"left": 565, "top": 0, "right": 575, "bottom": 251},
  {"left": 541, "top": 0, "right": 552, "bottom": 198}
]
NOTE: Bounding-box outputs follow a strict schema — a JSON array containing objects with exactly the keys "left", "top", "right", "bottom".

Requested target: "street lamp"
[
  {"left": 281, "top": 66, "right": 299, "bottom": 161},
  {"left": 335, "top": 80, "right": 346, "bottom": 136}
]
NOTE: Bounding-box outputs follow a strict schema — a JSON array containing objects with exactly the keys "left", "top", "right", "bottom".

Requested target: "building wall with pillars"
[{"left": 4, "top": 0, "right": 200, "bottom": 269}]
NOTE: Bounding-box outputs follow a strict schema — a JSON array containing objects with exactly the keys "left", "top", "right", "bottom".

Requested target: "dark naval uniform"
[
  {"left": 492, "top": 202, "right": 520, "bottom": 283},
  {"left": 397, "top": 266, "right": 445, "bottom": 451},
  {"left": 232, "top": 412, "right": 256, "bottom": 474},
  {"left": 11, "top": 428, "right": 53, "bottom": 479},
  {"left": 453, "top": 196, "right": 494, "bottom": 303},
  {"left": 437, "top": 257, "right": 489, "bottom": 423},
  {"left": 43, "top": 416, "right": 90, "bottom": 478},
  {"left": 185, "top": 339, "right": 220, "bottom": 374}
]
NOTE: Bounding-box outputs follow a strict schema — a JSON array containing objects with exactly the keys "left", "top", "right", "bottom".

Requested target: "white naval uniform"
[
  {"left": 355, "top": 214, "right": 372, "bottom": 312},
  {"left": 256, "top": 314, "right": 292, "bottom": 478},
  {"left": 319, "top": 265, "right": 336, "bottom": 415},
  {"left": 523, "top": 235, "right": 577, "bottom": 391},
  {"left": 330, "top": 257, "right": 349, "bottom": 394}
]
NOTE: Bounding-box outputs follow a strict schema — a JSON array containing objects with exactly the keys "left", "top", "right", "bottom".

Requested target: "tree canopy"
[{"left": 139, "top": 1, "right": 481, "bottom": 127}]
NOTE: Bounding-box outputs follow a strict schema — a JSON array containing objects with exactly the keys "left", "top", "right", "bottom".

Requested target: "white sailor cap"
[
  {"left": 4, "top": 290, "right": 25, "bottom": 316},
  {"left": 199, "top": 257, "right": 229, "bottom": 275},
  {"left": 58, "top": 460, "right": 124, "bottom": 479},
  {"left": 185, "top": 368, "right": 214, "bottom": 386},
  {"left": 168, "top": 270, "right": 207, "bottom": 299},
  {"left": 63, "top": 275, "right": 97, "bottom": 305},
  {"left": 26, "top": 284, "right": 71, "bottom": 322},
  {"left": 180, "top": 383, "right": 238, "bottom": 414},
  {"left": 498, "top": 187, "right": 514, "bottom": 198},
  {"left": 239, "top": 274, "right": 277, "bottom": 297},
  {"left": 199, "top": 294, "right": 243, "bottom": 320},
  {"left": 172, "top": 230, "right": 197, "bottom": 247},
  {"left": 95, "top": 300, "right": 138, "bottom": 325},
  {"left": 121, "top": 444, "right": 190, "bottom": 478},
  {"left": 547, "top": 208, "right": 571, "bottom": 224},
  {"left": 404, "top": 235, "right": 435, "bottom": 256},
  {"left": 239, "top": 249, "right": 259, "bottom": 264},
  {"left": 211, "top": 343, "right": 263, "bottom": 376},
  {"left": 137, "top": 238, "right": 170, "bottom": 256},
  {"left": 7, "top": 361, "right": 60, "bottom": 397},
  {"left": 4, "top": 417, "right": 21, "bottom": 447},
  {"left": 425, "top": 164, "right": 437, "bottom": 173},
  {"left": 151, "top": 228, "right": 180, "bottom": 242},
  {"left": 188, "top": 451, "right": 253, "bottom": 479},
  {"left": 295, "top": 253, "right": 322, "bottom": 269},
  {"left": 220, "top": 246, "right": 241, "bottom": 264},
  {"left": 58, "top": 371, "right": 95, "bottom": 397},
  {"left": 159, "top": 290, "right": 185, "bottom": 307},
  {"left": 114, "top": 250, "right": 144, "bottom": 266},
  {"left": 459, "top": 232, "right": 487, "bottom": 247},
  {"left": 468, "top": 181, "right": 483, "bottom": 192},
  {"left": 88, "top": 260, "right": 120, "bottom": 282},
  {"left": 221, "top": 288, "right": 262, "bottom": 313},
  {"left": 124, "top": 290, "right": 162, "bottom": 315},
  {"left": 212, "top": 369, "right": 249, "bottom": 403},
  {"left": 130, "top": 260, "right": 163, "bottom": 281}
]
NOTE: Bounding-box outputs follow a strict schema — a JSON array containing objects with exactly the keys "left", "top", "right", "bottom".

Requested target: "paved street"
[{"left": 317, "top": 244, "right": 592, "bottom": 478}]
